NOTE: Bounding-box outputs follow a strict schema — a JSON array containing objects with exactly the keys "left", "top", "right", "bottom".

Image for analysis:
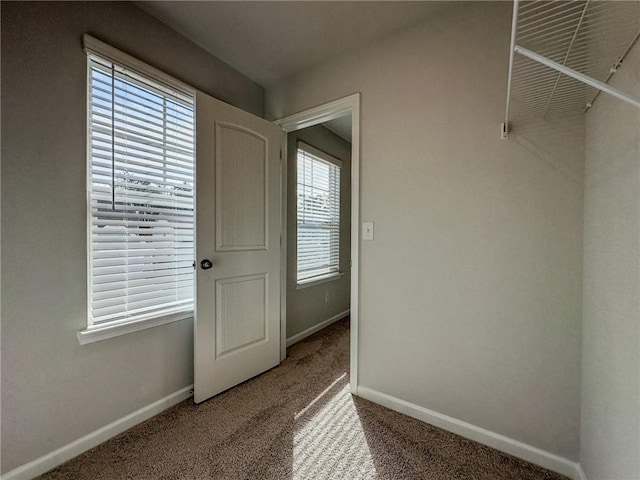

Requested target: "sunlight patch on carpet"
[{"left": 293, "top": 378, "right": 376, "bottom": 479}]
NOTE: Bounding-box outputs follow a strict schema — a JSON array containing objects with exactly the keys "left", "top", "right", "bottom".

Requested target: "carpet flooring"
[{"left": 40, "top": 318, "right": 569, "bottom": 480}]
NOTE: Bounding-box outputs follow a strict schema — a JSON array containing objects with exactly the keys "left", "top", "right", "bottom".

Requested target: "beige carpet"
[{"left": 40, "top": 318, "right": 568, "bottom": 479}]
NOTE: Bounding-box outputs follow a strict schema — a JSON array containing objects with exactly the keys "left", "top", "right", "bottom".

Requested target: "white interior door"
[{"left": 194, "top": 91, "right": 282, "bottom": 404}]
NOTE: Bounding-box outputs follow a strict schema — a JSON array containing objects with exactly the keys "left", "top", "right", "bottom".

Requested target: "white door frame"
[{"left": 275, "top": 93, "right": 361, "bottom": 395}]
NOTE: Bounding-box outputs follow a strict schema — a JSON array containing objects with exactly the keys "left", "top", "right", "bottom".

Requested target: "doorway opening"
[{"left": 275, "top": 94, "right": 360, "bottom": 394}]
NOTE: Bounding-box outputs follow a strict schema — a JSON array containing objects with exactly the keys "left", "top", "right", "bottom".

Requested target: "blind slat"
[{"left": 92, "top": 273, "right": 195, "bottom": 293}]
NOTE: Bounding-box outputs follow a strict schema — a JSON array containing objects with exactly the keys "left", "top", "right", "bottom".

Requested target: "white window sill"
[
  {"left": 296, "top": 272, "right": 344, "bottom": 290},
  {"left": 78, "top": 311, "right": 193, "bottom": 345}
]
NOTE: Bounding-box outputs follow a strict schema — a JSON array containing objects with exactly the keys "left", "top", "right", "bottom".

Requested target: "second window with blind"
[{"left": 296, "top": 142, "right": 342, "bottom": 286}]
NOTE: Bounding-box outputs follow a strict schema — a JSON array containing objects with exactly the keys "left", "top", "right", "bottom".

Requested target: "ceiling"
[
  {"left": 136, "top": 1, "right": 456, "bottom": 87},
  {"left": 323, "top": 115, "right": 352, "bottom": 143}
]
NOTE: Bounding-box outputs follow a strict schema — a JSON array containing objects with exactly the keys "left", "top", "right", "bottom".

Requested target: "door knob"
[{"left": 200, "top": 259, "right": 213, "bottom": 270}]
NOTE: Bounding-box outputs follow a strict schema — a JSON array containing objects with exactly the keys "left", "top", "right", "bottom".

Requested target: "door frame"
[{"left": 274, "top": 93, "right": 361, "bottom": 395}]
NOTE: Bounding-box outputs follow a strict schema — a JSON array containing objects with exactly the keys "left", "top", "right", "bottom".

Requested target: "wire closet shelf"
[{"left": 503, "top": 0, "right": 640, "bottom": 139}]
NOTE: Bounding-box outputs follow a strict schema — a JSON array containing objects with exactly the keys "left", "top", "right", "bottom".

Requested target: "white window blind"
[
  {"left": 296, "top": 142, "right": 341, "bottom": 283},
  {"left": 87, "top": 52, "right": 195, "bottom": 328}
]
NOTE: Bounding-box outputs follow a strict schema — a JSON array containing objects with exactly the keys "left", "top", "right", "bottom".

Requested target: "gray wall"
[
  {"left": 267, "top": 2, "right": 584, "bottom": 460},
  {"left": 581, "top": 41, "right": 640, "bottom": 480},
  {"left": 287, "top": 125, "right": 351, "bottom": 339},
  {"left": 1, "top": 2, "right": 263, "bottom": 473}
]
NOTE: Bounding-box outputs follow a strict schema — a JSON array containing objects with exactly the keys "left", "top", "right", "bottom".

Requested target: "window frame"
[
  {"left": 79, "top": 35, "right": 197, "bottom": 345},
  {"left": 295, "top": 141, "right": 343, "bottom": 289}
]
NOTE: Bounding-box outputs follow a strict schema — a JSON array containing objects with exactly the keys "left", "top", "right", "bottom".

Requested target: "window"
[
  {"left": 84, "top": 43, "right": 195, "bottom": 339},
  {"left": 296, "top": 141, "right": 342, "bottom": 285}
]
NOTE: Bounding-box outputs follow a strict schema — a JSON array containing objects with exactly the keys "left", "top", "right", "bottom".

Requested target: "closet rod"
[
  {"left": 514, "top": 45, "right": 640, "bottom": 109},
  {"left": 585, "top": 29, "right": 640, "bottom": 112}
]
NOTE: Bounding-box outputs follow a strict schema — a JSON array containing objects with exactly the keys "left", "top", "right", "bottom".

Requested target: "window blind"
[
  {"left": 87, "top": 54, "right": 195, "bottom": 328},
  {"left": 296, "top": 142, "right": 341, "bottom": 283}
]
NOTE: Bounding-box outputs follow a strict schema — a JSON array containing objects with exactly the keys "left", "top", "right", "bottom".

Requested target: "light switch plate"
[{"left": 362, "top": 222, "right": 374, "bottom": 241}]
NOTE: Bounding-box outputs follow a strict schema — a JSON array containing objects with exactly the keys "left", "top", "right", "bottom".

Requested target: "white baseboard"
[
  {"left": 576, "top": 463, "right": 587, "bottom": 480},
  {"left": 2, "top": 385, "right": 193, "bottom": 480},
  {"left": 356, "top": 386, "right": 583, "bottom": 480},
  {"left": 286, "top": 309, "right": 350, "bottom": 347}
]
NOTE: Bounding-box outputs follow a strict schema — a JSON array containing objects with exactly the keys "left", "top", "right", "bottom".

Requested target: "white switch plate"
[{"left": 362, "top": 222, "right": 374, "bottom": 240}]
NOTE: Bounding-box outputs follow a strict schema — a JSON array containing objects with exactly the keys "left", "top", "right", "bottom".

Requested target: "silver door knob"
[{"left": 200, "top": 259, "right": 213, "bottom": 270}]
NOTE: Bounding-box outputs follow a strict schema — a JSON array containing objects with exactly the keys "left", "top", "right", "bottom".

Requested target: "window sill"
[
  {"left": 78, "top": 311, "right": 193, "bottom": 345},
  {"left": 296, "top": 272, "right": 344, "bottom": 290}
]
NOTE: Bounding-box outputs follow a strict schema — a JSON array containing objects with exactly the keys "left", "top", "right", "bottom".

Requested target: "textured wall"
[
  {"left": 1, "top": 1, "right": 263, "bottom": 473},
  {"left": 581, "top": 41, "right": 640, "bottom": 480},
  {"left": 286, "top": 125, "right": 351, "bottom": 339},
  {"left": 267, "top": 2, "right": 584, "bottom": 460}
]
